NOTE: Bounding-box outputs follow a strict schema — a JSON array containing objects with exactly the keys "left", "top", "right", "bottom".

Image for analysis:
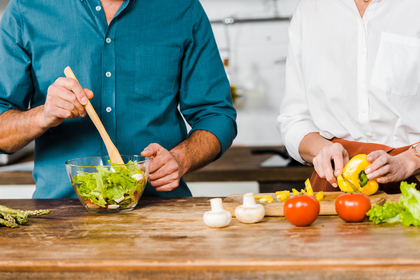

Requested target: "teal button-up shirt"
[{"left": 0, "top": 0, "right": 237, "bottom": 198}]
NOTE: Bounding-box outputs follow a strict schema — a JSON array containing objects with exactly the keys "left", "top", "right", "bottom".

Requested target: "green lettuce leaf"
[
  {"left": 366, "top": 181, "right": 420, "bottom": 226},
  {"left": 73, "top": 161, "right": 145, "bottom": 208}
]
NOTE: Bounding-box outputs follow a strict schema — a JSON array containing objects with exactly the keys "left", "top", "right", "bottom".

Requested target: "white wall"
[{"left": 201, "top": 0, "right": 299, "bottom": 146}]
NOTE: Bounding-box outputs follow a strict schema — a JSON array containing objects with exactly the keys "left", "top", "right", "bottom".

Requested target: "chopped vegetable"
[
  {"left": 315, "top": 191, "right": 324, "bottom": 202},
  {"left": 74, "top": 161, "right": 146, "bottom": 209},
  {"left": 290, "top": 179, "right": 324, "bottom": 202},
  {"left": 276, "top": 191, "right": 290, "bottom": 202},
  {"left": 337, "top": 175, "right": 357, "bottom": 193},
  {"left": 0, "top": 205, "right": 51, "bottom": 228},
  {"left": 254, "top": 194, "right": 272, "bottom": 200},
  {"left": 255, "top": 194, "right": 274, "bottom": 203},
  {"left": 367, "top": 182, "right": 420, "bottom": 226},
  {"left": 304, "top": 179, "right": 314, "bottom": 196}
]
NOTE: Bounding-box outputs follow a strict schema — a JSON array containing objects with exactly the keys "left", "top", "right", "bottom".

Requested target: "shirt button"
[
  {"left": 106, "top": 107, "right": 112, "bottom": 113},
  {"left": 106, "top": 38, "right": 112, "bottom": 44},
  {"left": 96, "top": 6, "right": 102, "bottom": 11},
  {"left": 366, "top": 133, "right": 373, "bottom": 138},
  {"left": 361, "top": 109, "right": 366, "bottom": 113},
  {"left": 106, "top": 72, "right": 111, "bottom": 78},
  {"left": 361, "top": 50, "right": 366, "bottom": 54},
  {"left": 360, "top": 80, "right": 365, "bottom": 85}
]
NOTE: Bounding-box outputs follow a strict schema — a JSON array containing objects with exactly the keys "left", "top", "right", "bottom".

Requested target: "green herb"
[
  {"left": 367, "top": 181, "right": 420, "bottom": 226},
  {"left": 74, "top": 161, "right": 145, "bottom": 209}
]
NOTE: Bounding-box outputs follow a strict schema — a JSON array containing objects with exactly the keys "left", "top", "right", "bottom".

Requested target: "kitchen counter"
[
  {"left": 1, "top": 198, "right": 420, "bottom": 279},
  {"left": 0, "top": 146, "right": 313, "bottom": 190}
]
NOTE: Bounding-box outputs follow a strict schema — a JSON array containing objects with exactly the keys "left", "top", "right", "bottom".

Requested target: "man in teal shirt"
[{"left": 0, "top": 0, "right": 237, "bottom": 198}]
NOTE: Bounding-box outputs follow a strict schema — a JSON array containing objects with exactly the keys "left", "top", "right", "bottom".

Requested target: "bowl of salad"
[{"left": 65, "top": 155, "right": 150, "bottom": 213}]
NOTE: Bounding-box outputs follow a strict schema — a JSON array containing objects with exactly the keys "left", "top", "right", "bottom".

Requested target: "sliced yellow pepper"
[
  {"left": 304, "top": 178, "right": 314, "bottom": 196},
  {"left": 342, "top": 154, "right": 379, "bottom": 196},
  {"left": 258, "top": 197, "right": 274, "bottom": 203},
  {"left": 292, "top": 188, "right": 300, "bottom": 197},
  {"left": 254, "top": 194, "right": 272, "bottom": 200},
  {"left": 276, "top": 191, "right": 290, "bottom": 202},
  {"left": 315, "top": 191, "right": 324, "bottom": 202},
  {"left": 337, "top": 175, "right": 357, "bottom": 193}
]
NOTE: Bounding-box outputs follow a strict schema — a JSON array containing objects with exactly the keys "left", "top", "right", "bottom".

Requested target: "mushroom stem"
[
  {"left": 210, "top": 198, "right": 224, "bottom": 212},
  {"left": 243, "top": 193, "right": 257, "bottom": 206}
]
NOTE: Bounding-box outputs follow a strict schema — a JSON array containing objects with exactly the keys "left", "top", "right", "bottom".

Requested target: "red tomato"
[
  {"left": 335, "top": 193, "right": 371, "bottom": 222},
  {"left": 284, "top": 195, "right": 320, "bottom": 226}
]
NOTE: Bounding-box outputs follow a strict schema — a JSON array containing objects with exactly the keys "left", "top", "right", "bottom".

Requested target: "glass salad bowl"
[{"left": 65, "top": 155, "right": 150, "bottom": 214}]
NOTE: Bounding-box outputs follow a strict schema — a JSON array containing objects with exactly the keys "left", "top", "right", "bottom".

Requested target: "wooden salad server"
[{"left": 64, "top": 66, "right": 125, "bottom": 166}]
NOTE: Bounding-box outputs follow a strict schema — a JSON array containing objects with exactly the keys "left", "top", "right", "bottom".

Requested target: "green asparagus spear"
[
  {"left": 0, "top": 211, "right": 19, "bottom": 228},
  {"left": 0, "top": 205, "right": 51, "bottom": 217},
  {"left": 0, "top": 205, "right": 51, "bottom": 228},
  {"left": 0, "top": 217, "right": 18, "bottom": 228}
]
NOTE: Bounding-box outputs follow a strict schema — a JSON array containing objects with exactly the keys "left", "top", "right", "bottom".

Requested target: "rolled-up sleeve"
[
  {"left": 0, "top": 0, "right": 33, "bottom": 115},
  {"left": 179, "top": 0, "right": 237, "bottom": 157},
  {"left": 276, "top": 6, "right": 318, "bottom": 164}
]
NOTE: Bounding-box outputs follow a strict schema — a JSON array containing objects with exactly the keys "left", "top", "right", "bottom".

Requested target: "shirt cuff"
[
  {"left": 189, "top": 115, "right": 237, "bottom": 159},
  {"left": 283, "top": 122, "right": 319, "bottom": 165}
]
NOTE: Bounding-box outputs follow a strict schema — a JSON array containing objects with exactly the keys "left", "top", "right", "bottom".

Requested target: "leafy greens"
[
  {"left": 74, "top": 161, "right": 145, "bottom": 208},
  {"left": 367, "top": 181, "right": 420, "bottom": 226}
]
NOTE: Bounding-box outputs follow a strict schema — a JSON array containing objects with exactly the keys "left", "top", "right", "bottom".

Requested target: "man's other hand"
[{"left": 141, "top": 143, "right": 182, "bottom": 192}]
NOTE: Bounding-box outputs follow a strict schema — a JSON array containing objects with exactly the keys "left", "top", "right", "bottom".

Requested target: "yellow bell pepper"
[
  {"left": 276, "top": 191, "right": 290, "bottom": 202},
  {"left": 337, "top": 175, "right": 357, "bottom": 193},
  {"left": 341, "top": 154, "right": 379, "bottom": 196},
  {"left": 254, "top": 194, "right": 272, "bottom": 200},
  {"left": 304, "top": 178, "right": 314, "bottom": 196},
  {"left": 292, "top": 188, "right": 300, "bottom": 197},
  {"left": 315, "top": 191, "right": 324, "bottom": 202}
]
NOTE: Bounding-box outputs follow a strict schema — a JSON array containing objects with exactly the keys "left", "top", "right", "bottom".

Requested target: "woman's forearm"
[{"left": 298, "top": 132, "right": 334, "bottom": 164}]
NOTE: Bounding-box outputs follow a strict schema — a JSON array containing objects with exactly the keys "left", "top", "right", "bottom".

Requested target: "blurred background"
[{"left": 0, "top": 0, "right": 301, "bottom": 197}]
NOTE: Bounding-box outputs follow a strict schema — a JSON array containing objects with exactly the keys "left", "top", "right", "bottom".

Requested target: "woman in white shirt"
[{"left": 277, "top": 0, "right": 420, "bottom": 192}]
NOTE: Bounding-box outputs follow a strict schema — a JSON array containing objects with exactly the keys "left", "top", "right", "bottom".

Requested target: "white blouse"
[{"left": 277, "top": 0, "right": 420, "bottom": 163}]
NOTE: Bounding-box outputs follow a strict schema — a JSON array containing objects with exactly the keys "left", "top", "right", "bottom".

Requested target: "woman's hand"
[
  {"left": 312, "top": 143, "right": 349, "bottom": 188},
  {"left": 365, "top": 150, "right": 420, "bottom": 183}
]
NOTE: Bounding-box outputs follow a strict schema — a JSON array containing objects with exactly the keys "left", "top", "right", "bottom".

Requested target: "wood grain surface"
[
  {"left": 223, "top": 191, "right": 395, "bottom": 217},
  {"left": 1, "top": 198, "right": 420, "bottom": 280}
]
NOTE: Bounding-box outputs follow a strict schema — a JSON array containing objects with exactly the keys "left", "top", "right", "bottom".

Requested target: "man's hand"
[
  {"left": 365, "top": 150, "right": 420, "bottom": 184},
  {"left": 140, "top": 130, "right": 221, "bottom": 192},
  {"left": 41, "top": 77, "right": 93, "bottom": 129},
  {"left": 312, "top": 143, "right": 349, "bottom": 188},
  {"left": 141, "top": 143, "right": 182, "bottom": 192}
]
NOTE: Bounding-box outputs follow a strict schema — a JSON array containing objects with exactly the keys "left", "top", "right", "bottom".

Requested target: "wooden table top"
[
  {"left": 1, "top": 198, "right": 420, "bottom": 279},
  {"left": 0, "top": 146, "right": 314, "bottom": 185}
]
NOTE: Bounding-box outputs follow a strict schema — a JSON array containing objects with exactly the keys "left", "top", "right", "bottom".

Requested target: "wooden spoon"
[{"left": 64, "top": 66, "right": 125, "bottom": 166}]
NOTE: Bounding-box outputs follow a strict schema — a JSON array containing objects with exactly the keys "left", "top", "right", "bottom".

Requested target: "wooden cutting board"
[{"left": 223, "top": 191, "right": 399, "bottom": 217}]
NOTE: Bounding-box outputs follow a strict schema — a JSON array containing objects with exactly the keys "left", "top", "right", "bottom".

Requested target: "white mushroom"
[
  {"left": 203, "top": 198, "right": 232, "bottom": 228},
  {"left": 235, "top": 193, "right": 265, "bottom": 224}
]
